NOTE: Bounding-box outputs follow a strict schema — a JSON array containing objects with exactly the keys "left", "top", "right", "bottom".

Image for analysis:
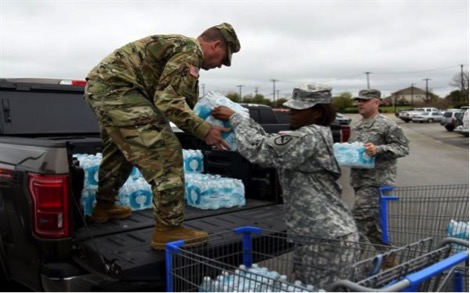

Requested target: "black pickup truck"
[{"left": 0, "top": 78, "right": 348, "bottom": 291}]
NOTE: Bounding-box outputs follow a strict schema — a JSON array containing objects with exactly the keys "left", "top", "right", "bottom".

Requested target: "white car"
[
  {"left": 461, "top": 109, "right": 469, "bottom": 137},
  {"left": 411, "top": 111, "right": 443, "bottom": 123}
]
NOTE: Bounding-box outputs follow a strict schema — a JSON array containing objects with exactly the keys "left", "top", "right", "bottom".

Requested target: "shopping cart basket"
[
  {"left": 165, "top": 226, "right": 464, "bottom": 292},
  {"left": 378, "top": 184, "right": 469, "bottom": 248},
  {"left": 331, "top": 237, "right": 468, "bottom": 292}
]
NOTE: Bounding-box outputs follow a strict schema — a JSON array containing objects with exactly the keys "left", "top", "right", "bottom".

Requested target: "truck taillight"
[
  {"left": 59, "top": 80, "right": 87, "bottom": 86},
  {"left": 28, "top": 174, "right": 70, "bottom": 238}
]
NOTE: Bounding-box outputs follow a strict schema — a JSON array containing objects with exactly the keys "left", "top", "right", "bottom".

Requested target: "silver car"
[{"left": 411, "top": 111, "right": 443, "bottom": 123}]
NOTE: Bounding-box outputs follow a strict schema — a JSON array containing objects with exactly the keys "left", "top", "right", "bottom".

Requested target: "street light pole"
[
  {"left": 271, "top": 79, "right": 278, "bottom": 103},
  {"left": 410, "top": 83, "right": 414, "bottom": 106},
  {"left": 423, "top": 78, "right": 431, "bottom": 103},
  {"left": 365, "top": 72, "right": 371, "bottom": 89},
  {"left": 236, "top": 85, "right": 244, "bottom": 101}
]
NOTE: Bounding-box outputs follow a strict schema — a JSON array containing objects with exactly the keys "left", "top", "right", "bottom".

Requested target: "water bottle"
[
  {"left": 127, "top": 178, "right": 152, "bottom": 210},
  {"left": 199, "top": 276, "right": 213, "bottom": 292},
  {"left": 129, "top": 166, "right": 141, "bottom": 179},
  {"left": 81, "top": 187, "right": 96, "bottom": 216}
]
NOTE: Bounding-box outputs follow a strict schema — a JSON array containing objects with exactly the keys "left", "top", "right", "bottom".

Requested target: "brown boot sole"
[{"left": 151, "top": 237, "right": 208, "bottom": 250}]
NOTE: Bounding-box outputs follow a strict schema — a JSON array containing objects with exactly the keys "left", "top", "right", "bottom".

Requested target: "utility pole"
[
  {"left": 365, "top": 72, "right": 371, "bottom": 89},
  {"left": 236, "top": 85, "right": 244, "bottom": 100},
  {"left": 271, "top": 79, "right": 278, "bottom": 103},
  {"left": 423, "top": 78, "right": 431, "bottom": 103},
  {"left": 410, "top": 83, "right": 414, "bottom": 106},
  {"left": 461, "top": 64, "right": 465, "bottom": 104},
  {"left": 254, "top": 87, "right": 259, "bottom": 96}
]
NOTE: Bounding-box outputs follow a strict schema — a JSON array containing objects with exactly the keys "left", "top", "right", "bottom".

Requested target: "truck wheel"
[{"left": 445, "top": 125, "right": 455, "bottom": 131}]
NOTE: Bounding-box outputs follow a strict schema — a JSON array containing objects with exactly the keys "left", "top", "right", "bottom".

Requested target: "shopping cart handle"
[{"left": 401, "top": 250, "right": 469, "bottom": 291}]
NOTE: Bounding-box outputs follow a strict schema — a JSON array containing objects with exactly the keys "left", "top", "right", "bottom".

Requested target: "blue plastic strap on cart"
[
  {"left": 399, "top": 250, "right": 469, "bottom": 292},
  {"left": 165, "top": 240, "right": 185, "bottom": 292},
  {"left": 378, "top": 186, "right": 399, "bottom": 245},
  {"left": 234, "top": 226, "right": 262, "bottom": 268}
]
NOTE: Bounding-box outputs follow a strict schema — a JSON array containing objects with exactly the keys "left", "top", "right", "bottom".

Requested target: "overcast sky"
[{"left": 1, "top": 0, "right": 468, "bottom": 99}]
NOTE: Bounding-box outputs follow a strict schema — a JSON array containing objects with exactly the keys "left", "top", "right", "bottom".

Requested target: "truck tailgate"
[{"left": 73, "top": 201, "right": 285, "bottom": 283}]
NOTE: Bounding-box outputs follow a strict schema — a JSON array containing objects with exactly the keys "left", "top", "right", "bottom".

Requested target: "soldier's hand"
[
  {"left": 204, "top": 125, "right": 231, "bottom": 150},
  {"left": 212, "top": 106, "right": 235, "bottom": 121},
  {"left": 364, "top": 143, "right": 378, "bottom": 156}
]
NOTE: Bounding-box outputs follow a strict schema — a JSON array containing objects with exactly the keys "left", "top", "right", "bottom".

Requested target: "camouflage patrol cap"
[
  {"left": 354, "top": 89, "right": 382, "bottom": 100},
  {"left": 283, "top": 84, "right": 332, "bottom": 110},
  {"left": 214, "top": 22, "right": 240, "bottom": 66}
]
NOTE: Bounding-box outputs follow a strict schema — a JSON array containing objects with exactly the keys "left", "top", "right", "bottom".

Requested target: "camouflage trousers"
[
  {"left": 292, "top": 232, "right": 359, "bottom": 290},
  {"left": 352, "top": 186, "right": 387, "bottom": 248},
  {"left": 84, "top": 80, "right": 185, "bottom": 226}
]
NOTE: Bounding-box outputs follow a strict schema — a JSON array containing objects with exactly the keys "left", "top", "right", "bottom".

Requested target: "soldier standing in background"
[
  {"left": 212, "top": 84, "right": 359, "bottom": 290},
  {"left": 349, "top": 89, "right": 409, "bottom": 265},
  {"left": 84, "top": 23, "right": 240, "bottom": 250}
]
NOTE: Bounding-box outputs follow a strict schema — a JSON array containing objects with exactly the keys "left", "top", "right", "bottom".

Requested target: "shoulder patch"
[
  {"left": 266, "top": 131, "right": 305, "bottom": 154},
  {"left": 189, "top": 65, "right": 199, "bottom": 78}
]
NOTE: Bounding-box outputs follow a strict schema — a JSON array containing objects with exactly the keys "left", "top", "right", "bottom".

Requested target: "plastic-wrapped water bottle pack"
[
  {"left": 199, "top": 263, "right": 321, "bottom": 292},
  {"left": 183, "top": 149, "right": 204, "bottom": 173},
  {"left": 185, "top": 173, "right": 246, "bottom": 210},
  {"left": 73, "top": 153, "right": 150, "bottom": 215},
  {"left": 446, "top": 220, "right": 469, "bottom": 252},
  {"left": 194, "top": 91, "right": 250, "bottom": 151},
  {"left": 333, "top": 142, "right": 375, "bottom": 169}
]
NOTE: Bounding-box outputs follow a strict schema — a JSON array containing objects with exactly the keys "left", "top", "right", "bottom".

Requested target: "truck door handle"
[{"left": 1, "top": 99, "right": 12, "bottom": 123}]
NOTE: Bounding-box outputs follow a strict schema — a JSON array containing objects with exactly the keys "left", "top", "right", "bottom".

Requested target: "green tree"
[
  {"left": 332, "top": 92, "right": 354, "bottom": 112},
  {"left": 226, "top": 92, "right": 241, "bottom": 102}
]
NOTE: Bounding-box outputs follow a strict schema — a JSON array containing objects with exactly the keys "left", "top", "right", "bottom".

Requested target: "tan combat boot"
[
  {"left": 382, "top": 254, "right": 399, "bottom": 270},
  {"left": 90, "top": 202, "right": 132, "bottom": 223},
  {"left": 151, "top": 224, "right": 208, "bottom": 250}
]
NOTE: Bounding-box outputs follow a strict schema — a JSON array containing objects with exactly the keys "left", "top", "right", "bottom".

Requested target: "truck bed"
[{"left": 73, "top": 200, "right": 285, "bottom": 285}]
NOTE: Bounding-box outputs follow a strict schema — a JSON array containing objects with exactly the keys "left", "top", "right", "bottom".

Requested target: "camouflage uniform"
[
  {"left": 229, "top": 84, "right": 359, "bottom": 289},
  {"left": 349, "top": 89, "right": 410, "bottom": 247},
  {"left": 84, "top": 24, "right": 240, "bottom": 226}
]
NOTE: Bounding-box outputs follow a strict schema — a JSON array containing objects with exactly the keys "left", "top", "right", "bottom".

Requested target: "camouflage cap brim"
[{"left": 283, "top": 99, "right": 317, "bottom": 110}]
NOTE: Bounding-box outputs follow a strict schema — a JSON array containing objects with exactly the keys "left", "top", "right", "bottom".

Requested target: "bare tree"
[{"left": 450, "top": 70, "right": 469, "bottom": 105}]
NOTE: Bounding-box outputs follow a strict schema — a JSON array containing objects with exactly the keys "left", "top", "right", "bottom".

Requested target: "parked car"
[
  {"left": 411, "top": 111, "right": 443, "bottom": 123},
  {"left": 441, "top": 110, "right": 465, "bottom": 131},
  {"left": 398, "top": 107, "right": 440, "bottom": 123},
  {"left": 461, "top": 109, "right": 469, "bottom": 137},
  {"left": 336, "top": 113, "right": 352, "bottom": 125}
]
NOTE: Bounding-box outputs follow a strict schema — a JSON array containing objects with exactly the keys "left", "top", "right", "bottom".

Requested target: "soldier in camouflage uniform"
[
  {"left": 349, "top": 89, "right": 409, "bottom": 255},
  {"left": 212, "top": 84, "right": 359, "bottom": 290},
  {"left": 83, "top": 23, "right": 240, "bottom": 250}
]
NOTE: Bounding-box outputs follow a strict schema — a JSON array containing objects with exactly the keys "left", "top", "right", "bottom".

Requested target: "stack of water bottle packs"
[
  {"left": 74, "top": 149, "right": 246, "bottom": 216},
  {"left": 183, "top": 149, "right": 246, "bottom": 210},
  {"left": 199, "top": 264, "right": 321, "bottom": 292},
  {"left": 74, "top": 153, "right": 152, "bottom": 216},
  {"left": 333, "top": 142, "right": 375, "bottom": 169},
  {"left": 194, "top": 91, "right": 250, "bottom": 151}
]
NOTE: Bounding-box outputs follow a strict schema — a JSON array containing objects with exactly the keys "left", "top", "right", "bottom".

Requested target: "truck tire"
[{"left": 445, "top": 125, "right": 455, "bottom": 131}]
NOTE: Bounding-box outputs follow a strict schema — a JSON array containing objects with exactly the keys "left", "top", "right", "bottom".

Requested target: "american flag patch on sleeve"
[{"left": 189, "top": 65, "right": 199, "bottom": 78}]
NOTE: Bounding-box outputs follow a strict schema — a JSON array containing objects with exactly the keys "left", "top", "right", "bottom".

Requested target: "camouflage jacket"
[
  {"left": 86, "top": 35, "right": 211, "bottom": 139},
  {"left": 230, "top": 113, "right": 357, "bottom": 238},
  {"left": 349, "top": 114, "right": 410, "bottom": 187}
]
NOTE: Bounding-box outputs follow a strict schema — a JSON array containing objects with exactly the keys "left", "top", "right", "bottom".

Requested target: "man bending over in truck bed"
[
  {"left": 212, "top": 84, "right": 359, "bottom": 290},
  {"left": 84, "top": 23, "right": 240, "bottom": 250}
]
